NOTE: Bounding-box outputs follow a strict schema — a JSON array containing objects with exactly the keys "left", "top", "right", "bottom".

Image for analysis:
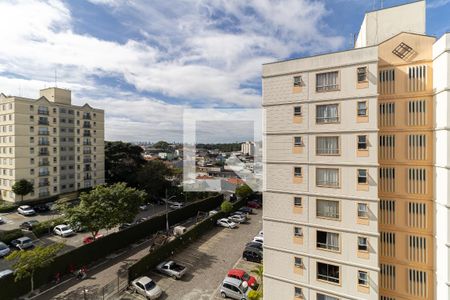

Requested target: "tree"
[
  {"left": 6, "top": 243, "right": 64, "bottom": 293},
  {"left": 12, "top": 179, "right": 34, "bottom": 202},
  {"left": 236, "top": 184, "right": 253, "bottom": 199},
  {"left": 135, "top": 160, "right": 172, "bottom": 198},
  {"left": 153, "top": 140, "right": 170, "bottom": 150},
  {"left": 220, "top": 200, "right": 233, "bottom": 213},
  {"left": 251, "top": 264, "right": 263, "bottom": 289},
  {"left": 105, "top": 141, "right": 146, "bottom": 186},
  {"left": 58, "top": 183, "right": 146, "bottom": 240},
  {"left": 248, "top": 290, "right": 262, "bottom": 300}
]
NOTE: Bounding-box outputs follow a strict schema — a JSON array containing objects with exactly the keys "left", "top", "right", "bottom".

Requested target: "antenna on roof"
[{"left": 54, "top": 69, "right": 57, "bottom": 87}]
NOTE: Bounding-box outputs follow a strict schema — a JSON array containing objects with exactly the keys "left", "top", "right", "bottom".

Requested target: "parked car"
[
  {"left": 228, "top": 214, "right": 246, "bottom": 224},
  {"left": 0, "top": 242, "right": 11, "bottom": 258},
  {"left": 217, "top": 218, "right": 238, "bottom": 229},
  {"left": 83, "top": 234, "right": 103, "bottom": 244},
  {"left": 156, "top": 260, "right": 187, "bottom": 279},
  {"left": 53, "top": 225, "right": 74, "bottom": 237},
  {"left": 119, "top": 223, "right": 133, "bottom": 230},
  {"left": 242, "top": 247, "right": 263, "bottom": 263},
  {"left": 209, "top": 210, "right": 219, "bottom": 216},
  {"left": 220, "top": 277, "right": 250, "bottom": 299},
  {"left": 73, "top": 222, "right": 88, "bottom": 232},
  {"left": 245, "top": 242, "right": 263, "bottom": 251},
  {"left": 33, "top": 204, "right": 50, "bottom": 213},
  {"left": 232, "top": 211, "right": 248, "bottom": 219},
  {"left": 139, "top": 204, "right": 149, "bottom": 211},
  {"left": 0, "top": 269, "right": 13, "bottom": 278},
  {"left": 10, "top": 237, "right": 34, "bottom": 250},
  {"left": 0, "top": 217, "right": 5, "bottom": 224},
  {"left": 252, "top": 236, "right": 263, "bottom": 244},
  {"left": 227, "top": 269, "right": 258, "bottom": 289},
  {"left": 169, "top": 203, "right": 184, "bottom": 209},
  {"left": 238, "top": 207, "right": 253, "bottom": 215},
  {"left": 19, "top": 220, "right": 39, "bottom": 231},
  {"left": 257, "top": 230, "right": 263, "bottom": 237},
  {"left": 17, "top": 205, "right": 36, "bottom": 216},
  {"left": 247, "top": 201, "right": 261, "bottom": 209},
  {"left": 131, "top": 276, "right": 162, "bottom": 299}
]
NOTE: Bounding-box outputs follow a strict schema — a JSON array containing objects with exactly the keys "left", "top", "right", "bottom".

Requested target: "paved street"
[
  {"left": 121, "top": 209, "right": 262, "bottom": 300},
  {"left": 0, "top": 203, "right": 168, "bottom": 271}
]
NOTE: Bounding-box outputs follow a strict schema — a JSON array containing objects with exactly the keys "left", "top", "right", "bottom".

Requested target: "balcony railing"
[
  {"left": 83, "top": 115, "right": 91, "bottom": 120},
  {"left": 38, "top": 131, "right": 50, "bottom": 136},
  {"left": 38, "top": 141, "right": 50, "bottom": 146},
  {"left": 38, "top": 120, "right": 49, "bottom": 125},
  {"left": 83, "top": 158, "right": 92, "bottom": 163},
  {"left": 39, "top": 171, "right": 50, "bottom": 177},
  {"left": 83, "top": 132, "right": 91, "bottom": 137},
  {"left": 38, "top": 110, "right": 49, "bottom": 115},
  {"left": 38, "top": 182, "right": 50, "bottom": 187},
  {"left": 83, "top": 176, "right": 92, "bottom": 180},
  {"left": 83, "top": 141, "right": 91, "bottom": 145},
  {"left": 39, "top": 161, "right": 50, "bottom": 166},
  {"left": 83, "top": 151, "right": 92, "bottom": 155},
  {"left": 83, "top": 124, "right": 91, "bottom": 128},
  {"left": 39, "top": 151, "right": 49, "bottom": 156}
]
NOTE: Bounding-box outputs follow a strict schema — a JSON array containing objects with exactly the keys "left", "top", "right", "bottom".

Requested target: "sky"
[{"left": 0, "top": 0, "right": 449, "bottom": 143}]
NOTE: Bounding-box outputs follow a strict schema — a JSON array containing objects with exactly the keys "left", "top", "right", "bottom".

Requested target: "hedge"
[
  {"left": 0, "top": 194, "right": 223, "bottom": 300},
  {"left": 32, "top": 217, "right": 66, "bottom": 237},
  {"left": 0, "top": 229, "right": 24, "bottom": 244}
]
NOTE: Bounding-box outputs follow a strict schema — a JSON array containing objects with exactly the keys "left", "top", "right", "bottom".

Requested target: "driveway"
[{"left": 121, "top": 209, "right": 262, "bottom": 300}]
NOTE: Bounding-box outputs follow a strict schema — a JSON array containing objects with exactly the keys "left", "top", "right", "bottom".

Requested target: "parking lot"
[
  {"left": 0, "top": 203, "right": 168, "bottom": 271},
  {"left": 120, "top": 209, "right": 262, "bottom": 300}
]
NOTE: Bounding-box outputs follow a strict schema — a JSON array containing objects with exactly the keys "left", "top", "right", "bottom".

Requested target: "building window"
[
  {"left": 294, "top": 287, "right": 303, "bottom": 298},
  {"left": 294, "top": 197, "right": 302, "bottom": 207},
  {"left": 316, "top": 71, "right": 339, "bottom": 92},
  {"left": 316, "top": 168, "right": 339, "bottom": 187},
  {"left": 294, "top": 167, "right": 302, "bottom": 177},
  {"left": 408, "top": 269, "right": 428, "bottom": 298},
  {"left": 317, "top": 293, "right": 339, "bottom": 300},
  {"left": 294, "top": 106, "right": 302, "bottom": 116},
  {"left": 316, "top": 136, "right": 339, "bottom": 155},
  {"left": 316, "top": 104, "right": 339, "bottom": 124},
  {"left": 294, "top": 227, "right": 303, "bottom": 237},
  {"left": 294, "top": 257, "right": 303, "bottom": 268},
  {"left": 316, "top": 230, "right": 339, "bottom": 251},
  {"left": 358, "top": 271, "right": 369, "bottom": 286},
  {"left": 357, "top": 101, "right": 367, "bottom": 116},
  {"left": 357, "top": 135, "right": 367, "bottom": 150},
  {"left": 358, "top": 237, "right": 368, "bottom": 251},
  {"left": 357, "top": 169, "right": 368, "bottom": 184},
  {"left": 293, "top": 76, "right": 303, "bottom": 87},
  {"left": 357, "top": 67, "right": 368, "bottom": 82},
  {"left": 379, "top": 102, "right": 395, "bottom": 126},
  {"left": 294, "top": 137, "right": 303, "bottom": 147},
  {"left": 317, "top": 262, "right": 340, "bottom": 284},
  {"left": 358, "top": 203, "right": 369, "bottom": 218},
  {"left": 316, "top": 199, "right": 339, "bottom": 219}
]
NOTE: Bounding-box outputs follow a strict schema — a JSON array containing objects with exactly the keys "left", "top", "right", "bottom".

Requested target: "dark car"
[
  {"left": 119, "top": 223, "right": 133, "bottom": 230},
  {"left": 238, "top": 207, "right": 253, "bottom": 215},
  {"left": 245, "top": 242, "right": 263, "bottom": 251},
  {"left": 247, "top": 201, "right": 261, "bottom": 209},
  {"left": 19, "top": 220, "right": 40, "bottom": 231},
  {"left": 33, "top": 204, "right": 50, "bottom": 213},
  {"left": 243, "top": 247, "right": 262, "bottom": 263}
]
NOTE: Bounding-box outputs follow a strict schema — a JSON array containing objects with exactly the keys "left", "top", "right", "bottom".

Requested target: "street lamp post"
[{"left": 165, "top": 189, "right": 177, "bottom": 233}]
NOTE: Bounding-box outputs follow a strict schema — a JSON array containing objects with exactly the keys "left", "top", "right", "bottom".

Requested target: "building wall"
[
  {"left": 263, "top": 46, "right": 379, "bottom": 300},
  {"left": 0, "top": 88, "right": 105, "bottom": 202},
  {"left": 433, "top": 33, "right": 450, "bottom": 300}
]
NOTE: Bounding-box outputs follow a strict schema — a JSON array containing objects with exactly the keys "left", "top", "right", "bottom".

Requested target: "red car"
[
  {"left": 83, "top": 234, "right": 103, "bottom": 244},
  {"left": 227, "top": 269, "right": 258, "bottom": 289},
  {"left": 247, "top": 201, "right": 262, "bottom": 209}
]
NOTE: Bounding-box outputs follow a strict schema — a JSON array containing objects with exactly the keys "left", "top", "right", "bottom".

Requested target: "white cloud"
[
  {"left": 0, "top": 0, "right": 345, "bottom": 141},
  {"left": 427, "top": 0, "right": 450, "bottom": 8}
]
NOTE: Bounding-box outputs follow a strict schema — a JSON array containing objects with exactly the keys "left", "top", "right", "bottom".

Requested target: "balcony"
[
  {"left": 84, "top": 168, "right": 92, "bottom": 172},
  {"left": 83, "top": 132, "right": 91, "bottom": 137},
  {"left": 83, "top": 114, "right": 91, "bottom": 120},
  {"left": 38, "top": 131, "right": 50, "bottom": 136},
  {"left": 38, "top": 141, "right": 50, "bottom": 146},
  {"left": 38, "top": 120, "right": 49, "bottom": 125},
  {"left": 83, "top": 158, "right": 92, "bottom": 163},
  {"left": 38, "top": 110, "right": 49, "bottom": 115},
  {"left": 38, "top": 181, "right": 50, "bottom": 187},
  {"left": 83, "top": 123, "right": 91, "bottom": 128},
  {"left": 39, "top": 171, "right": 50, "bottom": 177},
  {"left": 83, "top": 176, "right": 92, "bottom": 180},
  {"left": 39, "top": 161, "right": 50, "bottom": 166},
  {"left": 83, "top": 141, "right": 91, "bottom": 145},
  {"left": 39, "top": 151, "right": 49, "bottom": 156}
]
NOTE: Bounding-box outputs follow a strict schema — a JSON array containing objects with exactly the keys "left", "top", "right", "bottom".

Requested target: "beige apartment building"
[
  {"left": 0, "top": 87, "right": 105, "bottom": 203},
  {"left": 262, "top": 1, "right": 450, "bottom": 300}
]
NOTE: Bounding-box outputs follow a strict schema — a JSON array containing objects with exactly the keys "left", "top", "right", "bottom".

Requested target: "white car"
[
  {"left": 17, "top": 205, "right": 36, "bottom": 216},
  {"left": 252, "top": 236, "right": 263, "bottom": 244},
  {"left": 217, "top": 218, "right": 238, "bottom": 229},
  {"left": 169, "top": 203, "right": 183, "bottom": 209},
  {"left": 257, "top": 230, "right": 263, "bottom": 237},
  {"left": 131, "top": 276, "right": 162, "bottom": 299},
  {"left": 228, "top": 214, "right": 246, "bottom": 224},
  {"left": 53, "top": 225, "right": 74, "bottom": 237}
]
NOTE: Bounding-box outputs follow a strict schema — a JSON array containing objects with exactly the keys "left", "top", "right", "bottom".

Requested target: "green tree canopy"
[
  {"left": 6, "top": 243, "right": 64, "bottom": 292},
  {"left": 12, "top": 179, "right": 34, "bottom": 202},
  {"left": 236, "top": 184, "right": 253, "bottom": 199},
  {"left": 220, "top": 200, "right": 233, "bottom": 213},
  {"left": 105, "top": 141, "right": 146, "bottom": 186},
  {"left": 153, "top": 140, "right": 170, "bottom": 150},
  {"left": 58, "top": 183, "right": 146, "bottom": 239},
  {"left": 136, "top": 160, "right": 173, "bottom": 198}
]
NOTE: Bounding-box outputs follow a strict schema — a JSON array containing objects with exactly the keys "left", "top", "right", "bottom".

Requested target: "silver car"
[
  {"left": 0, "top": 242, "right": 11, "bottom": 257},
  {"left": 220, "top": 277, "right": 250, "bottom": 300},
  {"left": 228, "top": 214, "right": 246, "bottom": 224},
  {"left": 131, "top": 276, "right": 162, "bottom": 299}
]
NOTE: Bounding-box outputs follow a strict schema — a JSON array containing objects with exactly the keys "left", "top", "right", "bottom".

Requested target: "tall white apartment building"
[
  {"left": 241, "top": 141, "right": 256, "bottom": 156},
  {"left": 263, "top": 1, "right": 450, "bottom": 300},
  {"left": 0, "top": 87, "right": 105, "bottom": 203}
]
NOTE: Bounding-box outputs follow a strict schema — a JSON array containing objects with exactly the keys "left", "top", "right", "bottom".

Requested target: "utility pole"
[{"left": 165, "top": 188, "right": 169, "bottom": 233}]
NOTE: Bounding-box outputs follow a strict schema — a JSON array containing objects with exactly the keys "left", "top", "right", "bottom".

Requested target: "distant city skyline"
[{"left": 0, "top": 0, "right": 449, "bottom": 142}]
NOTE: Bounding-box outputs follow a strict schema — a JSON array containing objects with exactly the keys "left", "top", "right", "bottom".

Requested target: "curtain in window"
[
  {"left": 327, "top": 233, "right": 339, "bottom": 250},
  {"left": 316, "top": 105, "right": 338, "bottom": 123},
  {"left": 316, "top": 72, "right": 338, "bottom": 91},
  {"left": 317, "top": 200, "right": 338, "bottom": 218},
  {"left": 317, "top": 137, "right": 339, "bottom": 154},
  {"left": 317, "top": 168, "right": 339, "bottom": 186}
]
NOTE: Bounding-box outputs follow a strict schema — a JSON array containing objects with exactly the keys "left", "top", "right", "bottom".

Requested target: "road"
[
  {"left": 0, "top": 203, "right": 168, "bottom": 271},
  {"left": 121, "top": 209, "right": 262, "bottom": 300}
]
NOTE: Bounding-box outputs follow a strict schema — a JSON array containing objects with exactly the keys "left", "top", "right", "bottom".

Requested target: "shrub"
[
  {"left": 0, "top": 229, "right": 23, "bottom": 244},
  {"left": 220, "top": 200, "right": 233, "bottom": 213},
  {"left": 32, "top": 217, "right": 66, "bottom": 237}
]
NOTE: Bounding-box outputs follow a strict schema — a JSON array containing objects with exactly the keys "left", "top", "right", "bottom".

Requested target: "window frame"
[
  {"left": 358, "top": 236, "right": 368, "bottom": 252},
  {"left": 316, "top": 230, "right": 340, "bottom": 252},
  {"left": 294, "top": 196, "right": 302, "bottom": 207},
  {"left": 293, "top": 75, "right": 303, "bottom": 87},
  {"left": 316, "top": 71, "right": 340, "bottom": 92},
  {"left": 357, "top": 169, "right": 368, "bottom": 184},
  {"left": 294, "top": 167, "right": 303, "bottom": 177},
  {"left": 294, "top": 287, "right": 303, "bottom": 298},
  {"left": 357, "top": 66, "right": 368, "bottom": 83},
  {"left": 294, "top": 226, "right": 303, "bottom": 237},
  {"left": 316, "top": 168, "right": 340, "bottom": 188},
  {"left": 317, "top": 261, "right": 340, "bottom": 285},
  {"left": 294, "top": 106, "right": 302, "bottom": 116},
  {"left": 294, "top": 256, "right": 303, "bottom": 268},
  {"left": 316, "top": 104, "right": 339, "bottom": 124},
  {"left": 294, "top": 136, "right": 303, "bottom": 147},
  {"left": 316, "top": 199, "right": 340, "bottom": 220},
  {"left": 316, "top": 136, "right": 340, "bottom": 156},
  {"left": 357, "top": 203, "right": 369, "bottom": 219},
  {"left": 357, "top": 101, "right": 368, "bottom": 116},
  {"left": 357, "top": 135, "right": 368, "bottom": 150},
  {"left": 357, "top": 270, "right": 369, "bottom": 286}
]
